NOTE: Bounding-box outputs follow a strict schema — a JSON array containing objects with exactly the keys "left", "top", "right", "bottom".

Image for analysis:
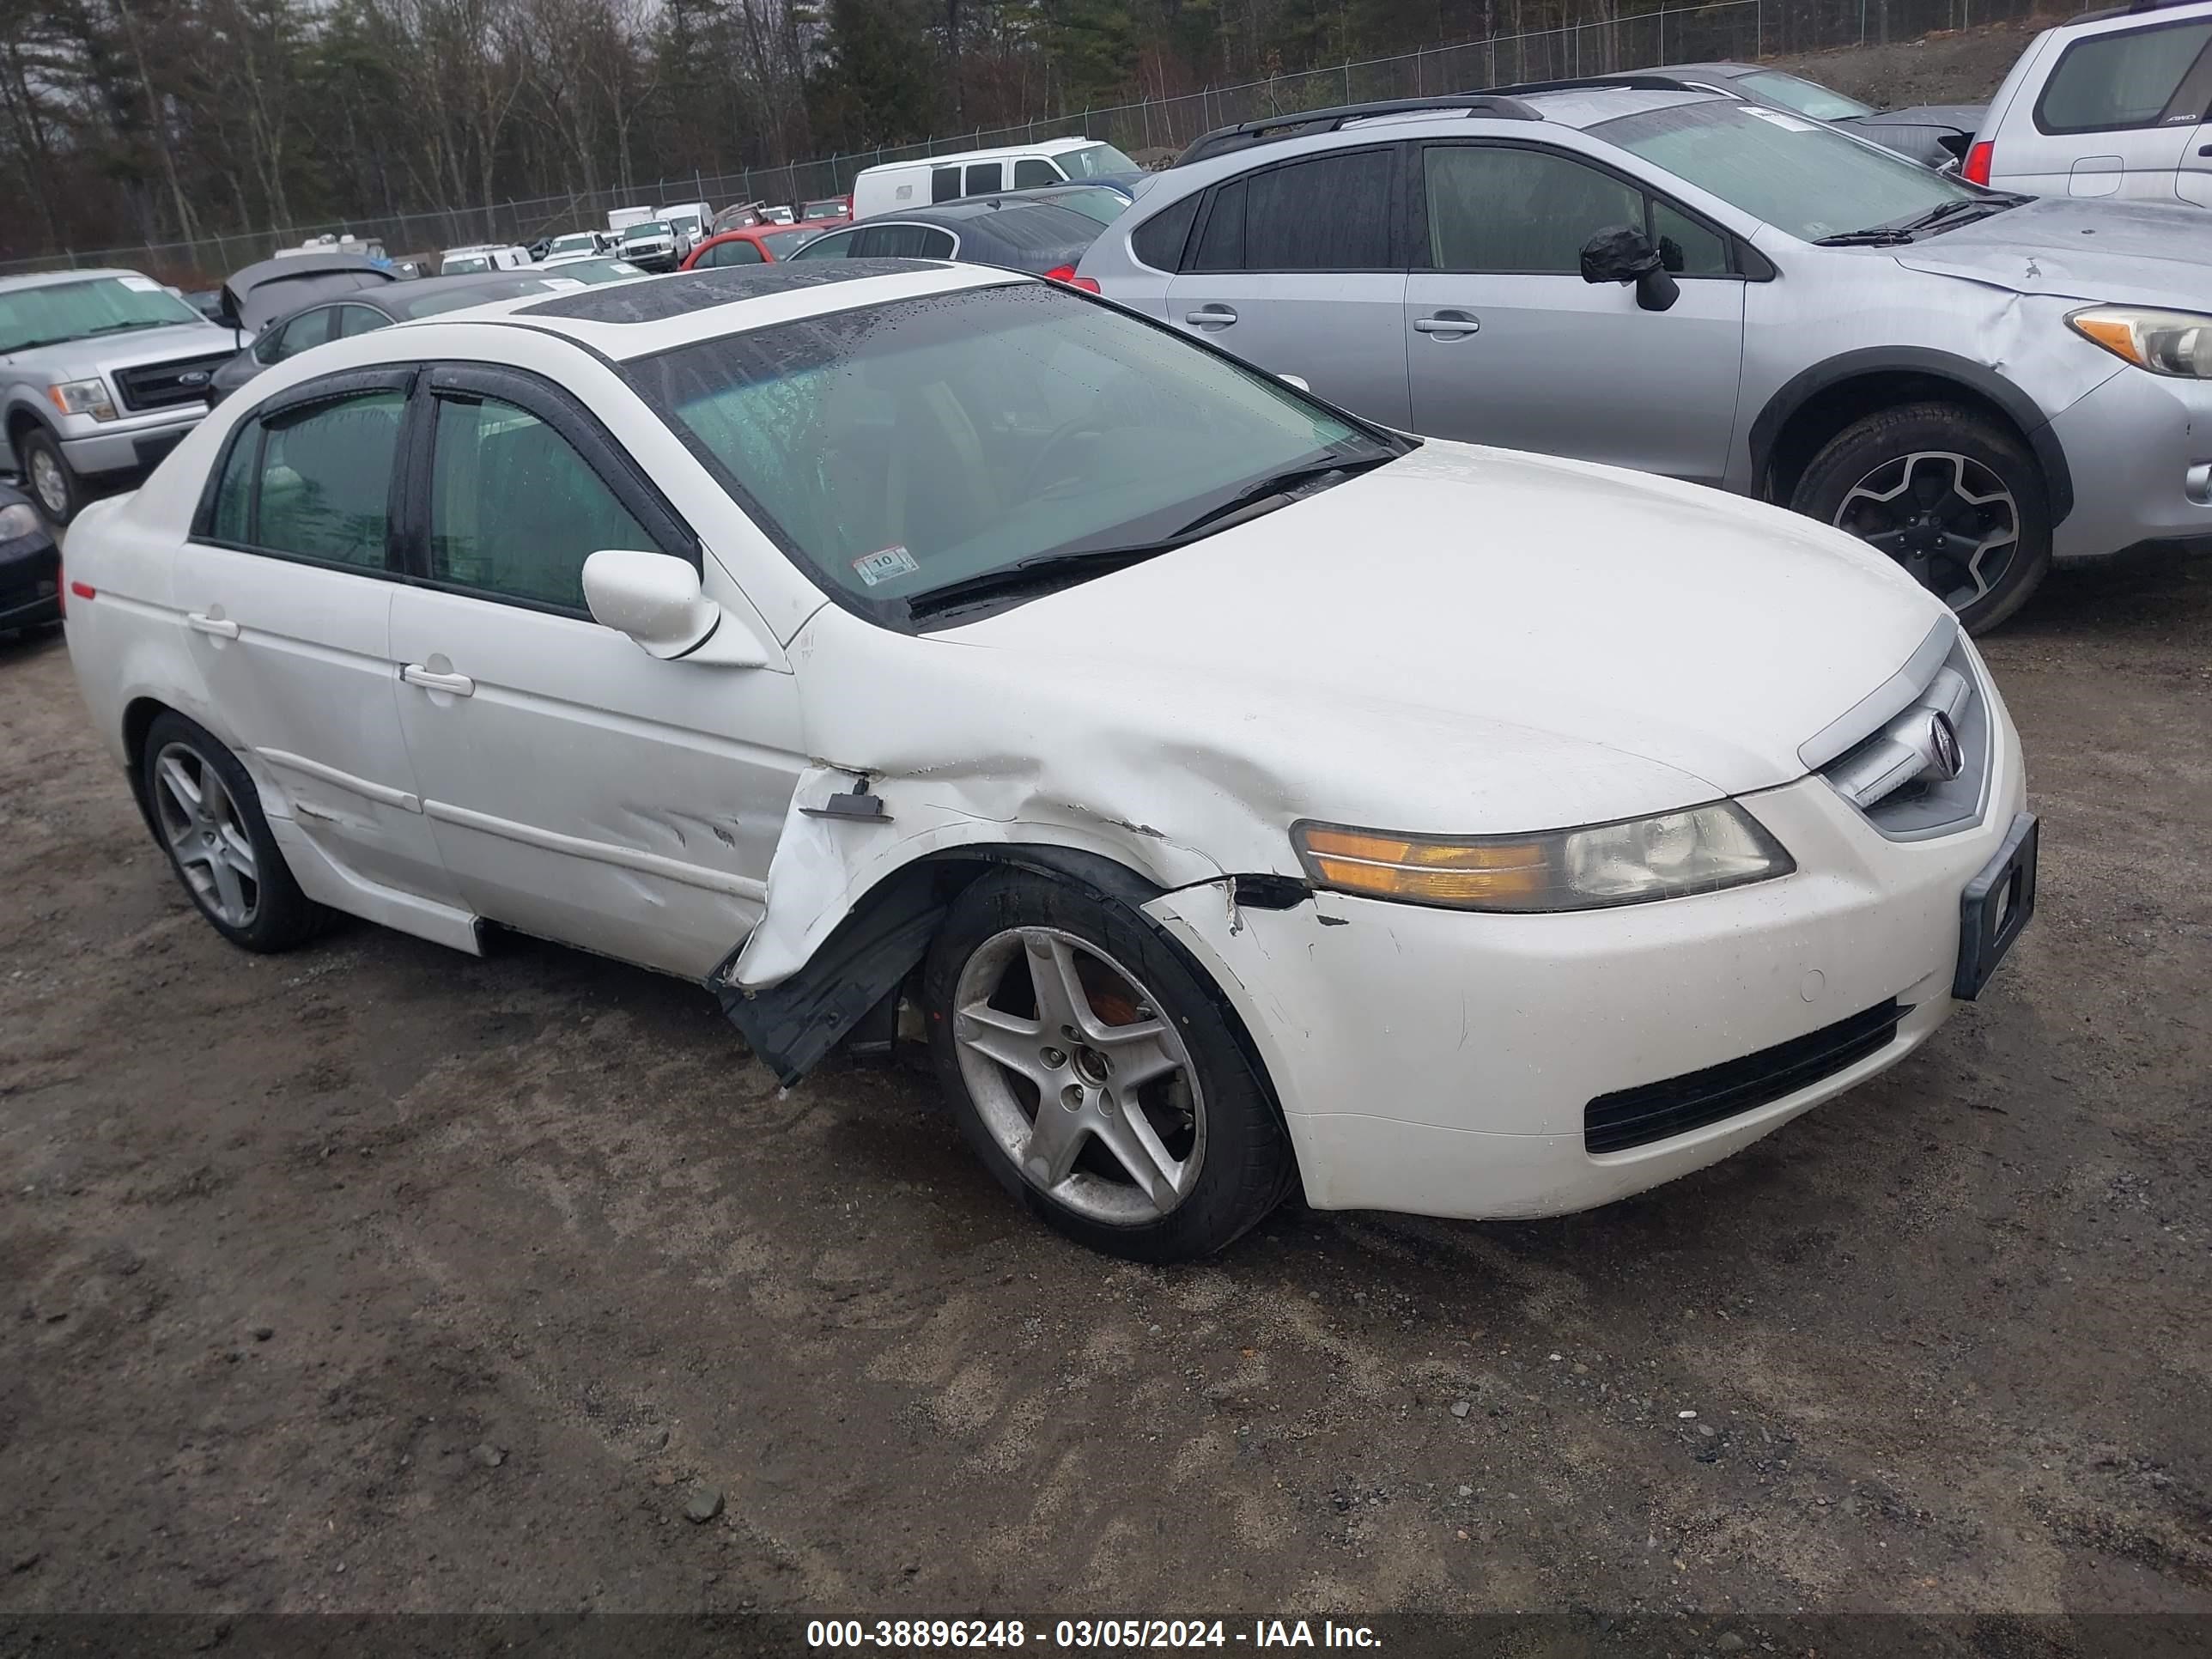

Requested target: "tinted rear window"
[
  {"left": 963, "top": 204, "right": 1103, "bottom": 253},
  {"left": 2034, "top": 19, "right": 2212, "bottom": 134},
  {"left": 1243, "top": 149, "right": 1396, "bottom": 270}
]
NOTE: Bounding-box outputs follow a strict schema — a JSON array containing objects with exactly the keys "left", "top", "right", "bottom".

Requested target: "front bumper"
[
  {"left": 2048, "top": 366, "right": 2212, "bottom": 562},
  {"left": 1145, "top": 712, "right": 2028, "bottom": 1221},
  {"left": 0, "top": 528, "right": 62, "bottom": 628},
  {"left": 58, "top": 409, "right": 205, "bottom": 481}
]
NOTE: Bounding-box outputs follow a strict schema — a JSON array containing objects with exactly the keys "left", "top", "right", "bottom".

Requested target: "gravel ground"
[
  {"left": 1771, "top": 21, "right": 2040, "bottom": 107},
  {"left": 2, "top": 543, "right": 2209, "bottom": 1620}
]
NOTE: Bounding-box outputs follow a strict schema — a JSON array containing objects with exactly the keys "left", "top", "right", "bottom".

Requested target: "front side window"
[
  {"left": 1733, "top": 70, "right": 1875, "bottom": 120},
  {"left": 1597, "top": 98, "right": 1984, "bottom": 243},
  {"left": 0, "top": 275, "right": 202, "bottom": 354},
  {"left": 216, "top": 389, "right": 404, "bottom": 568},
  {"left": 629, "top": 282, "right": 1393, "bottom": 622},
  {"left": 1014, "top": 158, "right": 1057, "bottom": 187},
  {"left": 428, "top": 394, "right": 653, "bottom": 611},
  {"left": 1425, "top": 145, "right": 1644, "bottom": 272},
  {"left": 2035, "top": 21, "right": 2212, "bottom": 135}
]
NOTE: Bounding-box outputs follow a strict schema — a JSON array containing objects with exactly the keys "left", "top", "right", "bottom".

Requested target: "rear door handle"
[
  {"left": 1413, "top": 313, "right": 1480, "bottom": 337},
  {"left": 401, "top": 663, "right": 476, "bottom": 697},
  {"left": 186, "top": 611, "right": 240, "bottom": 639},
  {"left": 1183, "top": 305, "right": 1237, "bottom": 328},
  {"left": 2200, "top": 143, "right": 2212, "bottom": 156}
]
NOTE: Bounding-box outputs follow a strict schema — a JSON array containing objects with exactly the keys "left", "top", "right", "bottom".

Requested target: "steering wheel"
[{"left": 1019, "top": 418, "right": 1111, "bottom": 499}]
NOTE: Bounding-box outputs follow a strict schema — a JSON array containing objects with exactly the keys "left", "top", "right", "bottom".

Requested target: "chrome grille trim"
[
  {"left": 1798, "top": 616, "right": 1957, "bottom": 772},
  {"left": 1812, "top": 624, "right": 1995, "bottom": 842}
]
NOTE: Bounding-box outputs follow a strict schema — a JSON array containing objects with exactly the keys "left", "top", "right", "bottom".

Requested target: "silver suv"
[
  {"left": 1079, "top": 78, "right": 2212, "bottom": 632},
  {"left": 2, "top": 270, "right": 243, "bottom": 525},
  {"left": 1967, "top": 0, "right": 2212, "bottom": 204}
]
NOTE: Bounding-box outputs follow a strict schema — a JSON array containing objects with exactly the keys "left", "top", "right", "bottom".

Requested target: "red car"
[{"left": 679, "top": 224, "right": 826, "bottom": 270}]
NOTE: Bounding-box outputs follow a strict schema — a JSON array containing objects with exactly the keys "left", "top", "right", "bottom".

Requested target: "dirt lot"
[
  {"left": 2, "top": 545, "right": 2209, "bottom": 1625},
  {"left": 1771, "top": 19, "right": 2042, "bottom": 107}
]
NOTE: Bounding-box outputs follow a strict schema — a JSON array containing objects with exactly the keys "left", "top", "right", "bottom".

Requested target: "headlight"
[
  {"left": 2068, "top": 307, "right": 2212, "bottom": 378},
  {"left": 0, "top": 501, "right": 39, "bottom": 539},
  {"left": 1291, "top": 802, "right": 1794, "bottom": 913},
  {"left": 47, "top": 378, "right": 118, "bottom": 421}
]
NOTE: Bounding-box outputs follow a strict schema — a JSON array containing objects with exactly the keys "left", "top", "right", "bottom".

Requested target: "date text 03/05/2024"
[{"left": 805, "top": 1620, "right": 1383, "bottom": 1649}]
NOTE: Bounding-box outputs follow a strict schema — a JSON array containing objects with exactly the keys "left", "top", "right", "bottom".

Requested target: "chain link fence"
[{"left": 3, "top": 0, "right": 2036, "bottom": 284}]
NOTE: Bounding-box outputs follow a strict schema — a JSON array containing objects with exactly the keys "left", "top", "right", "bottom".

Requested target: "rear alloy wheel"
[
  {"left": 1790, "top": 402, "right": 2051, "bottom": 635},
  {"left": 925, "top": 868, "right": 1296, "bottom": 1261},
  {"left": 140, "top": 710, "right": 331, "bottom": 951}
]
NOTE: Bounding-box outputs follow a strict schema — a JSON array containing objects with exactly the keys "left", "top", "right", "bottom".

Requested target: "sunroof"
[{"left": 517, "top": 259, "right": 942, "bottom": 325}]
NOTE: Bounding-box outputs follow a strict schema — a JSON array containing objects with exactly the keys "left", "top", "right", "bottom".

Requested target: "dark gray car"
[
  {"left": 787, "top": 198, "right": 1104, "bottom": 275},
  {"left": 1618, "top": 61, "right": 1983, "bottom": 170}
]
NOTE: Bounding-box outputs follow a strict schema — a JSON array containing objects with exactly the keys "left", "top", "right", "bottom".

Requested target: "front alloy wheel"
[
  {"left": 925, "top": 867, "right": 1296, "bottom": 1261},
  {"left": 1790, "top": 400, "right": 2051, "bottom": 635},
  {"left": 951, "top": 926, "right": 1206, "bottom": 1224},
  {"left": 1831, "top": 450, "right": 2020, "bottom": 614}
]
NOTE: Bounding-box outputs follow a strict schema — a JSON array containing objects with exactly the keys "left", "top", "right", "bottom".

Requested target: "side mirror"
[
  {"left": 581, "top": 549, "right": 769, "bottom": 667},
  {"left": 1578, "top": 225, "right": 1680, "bottom": 313},
  {"left": 1277, "top": 372, "right": 1312, "bottom": 392}
]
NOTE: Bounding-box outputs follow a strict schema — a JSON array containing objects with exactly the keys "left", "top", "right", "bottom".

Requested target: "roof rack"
[{"left": 1173, "top": 74, "right": 1704, "bottom": 166}]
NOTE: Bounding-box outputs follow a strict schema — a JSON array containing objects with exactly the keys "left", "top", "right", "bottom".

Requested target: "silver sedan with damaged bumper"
[{"left": 62, "top": 260, "right": 2036, "bottom": 1261}]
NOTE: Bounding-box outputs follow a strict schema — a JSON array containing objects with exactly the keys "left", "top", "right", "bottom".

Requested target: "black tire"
[
  {"left": 922, "top": 867, "right": 1297, "bottom": 1262},
  {"left": 18, "top": 427, "right": 82, "bottom": 526},
  {"left": 139, "top": 710, "right": 332, "bottom": 952},
  {"left": 1789, "top": 400, "right": 2051, "bottom": 636}
]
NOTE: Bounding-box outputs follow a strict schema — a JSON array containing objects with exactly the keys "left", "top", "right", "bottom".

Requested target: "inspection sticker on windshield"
[
  {"left": 853, "top": 544, "right": 920, "bottom": 586},
  {"left": 1741, "top": 106, "right": 1819, "bottom": 133},
  {"left": 118, "top": 275, "right": 161, "bottom": 292}
]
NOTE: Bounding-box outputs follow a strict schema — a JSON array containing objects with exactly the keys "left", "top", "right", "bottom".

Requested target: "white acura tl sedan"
[{"left": 62, "top": 260, "right": 2037, "bottom": 1261}]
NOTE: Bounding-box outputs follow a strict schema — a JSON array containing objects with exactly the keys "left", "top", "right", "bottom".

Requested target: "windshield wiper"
[
  {"left": 903, "top": 450, "right": 1395, "bottom": 622},
  {"left": 82, "top": 319, "right": 175, "bottom": 336},
  {"left": 904, "top": 544, "right": 1176, "bottom": 619},
  {"left": 1814, "top": 194, "right": 2021, "bottom": 246},
  {"left": 0, "top": 335, "right": 80, "bottom": 354}
]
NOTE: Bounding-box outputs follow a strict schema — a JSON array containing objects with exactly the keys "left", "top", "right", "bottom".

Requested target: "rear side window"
[
  {"left": 1425, "top": 145, "right": 1644, "bottom": 273},
  {"left": 966, "top": 162, "right": 1003, "bottom": 194},
  {"left": 428, "top": 394, "right": 653, "bottom": 611},
  {"left": 858, "top": 224, "right": 956, "bottom": 258},
  {"left": 2035, "top": 20, "right": 2212, "bottom": 135},
  {"left": 932, "top": 167, "right": 963, "bottom": 204},
  {"left": 1243, "top": 149, "right": 1396, "bottom": 270},
  {"left": 1014, "top": 158, "right": 1057, "bottom": 187},
  {"left": 255, "top": 306, "right": 333, "bottom": 366},
  {"left": 333, "top": 304, "right": 389, "bottom": 338},
  {"left": 1131, "top": 195, "right": 1200, "bottom": 270},
  {"left": 1190, "top": 178, "right": 1247, "bottom": 270},
  {"left": 211, "top": 390, "right": 404, "bottom": 568},
  {"left": 790, "top": 228, "right": 859, "bottom": 259}
]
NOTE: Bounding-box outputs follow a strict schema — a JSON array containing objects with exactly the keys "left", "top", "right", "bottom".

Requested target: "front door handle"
[
  {"left": 186, "top": 611, "right": 240, "bottom": 639},
  {"left": 1413, "top": 313, "right": 1480, "bottom": 337},
  {"left": 401, "top": 663, "right": 476, "bottom": 697},
  {"left": 1183, "top": 304, "right": 1237, "bottom": 328}
]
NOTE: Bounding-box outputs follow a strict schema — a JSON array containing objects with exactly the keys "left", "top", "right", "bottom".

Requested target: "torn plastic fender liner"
[{"left": 714, "top": 844, "right": 1171, "bottom": 1086}]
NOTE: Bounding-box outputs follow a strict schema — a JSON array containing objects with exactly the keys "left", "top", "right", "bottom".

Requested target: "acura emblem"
[
  {"left": 179, "top": 370, "right": 210, "bottom": 386},
  {"left": 1924, "top": 711, "right": 1964, "bottom": 781}
]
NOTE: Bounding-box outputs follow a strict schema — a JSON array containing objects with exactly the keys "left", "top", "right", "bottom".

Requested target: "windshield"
[
  {"left": 442, "top": 256, "right": 490, "bottom": 274},
  {"left": 0, "top": 276, "right": 202, "bottom": 353},
  {"left": 1735, "top": 70, "right": 1876, "bottom": 120},
  {"left": 803, "top": 201, "right": 847, "bottom": 220},
  {"left": 1598, "top": 99, "right": 1982, "bottom": 241},
  {"left": 1059, "top": 143, "right": 1138, "bottom": 179},
  {"left": 627, "top": 281, "right": 1390, "bottom": 623},
  {"left": 624, "top": 223, "right": 672, "bottom": 241},
  {"left": 549, "top": 234, "right": 598, "bottom": 254}
]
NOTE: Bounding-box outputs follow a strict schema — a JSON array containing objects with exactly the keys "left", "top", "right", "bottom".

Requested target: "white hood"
[
  {"left": 741, "top": 441, "right": 1947, "bottom": 987},
  {"left": 949, "top": 441, "right": 1947, "bottom": 808}
]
